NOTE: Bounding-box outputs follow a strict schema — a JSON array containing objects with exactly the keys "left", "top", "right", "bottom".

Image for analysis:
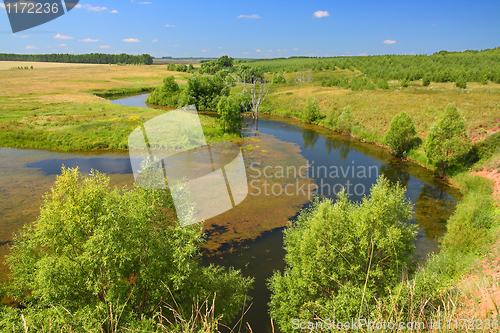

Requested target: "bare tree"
[
  {"left": 294, "top": 70, "right": 313, "bottom": 83},
  {"left": 241, "top": 74, "right": 272, "bottom": 129}
]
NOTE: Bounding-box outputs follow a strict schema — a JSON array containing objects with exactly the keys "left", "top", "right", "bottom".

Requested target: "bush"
[
  {"left": 401, "top": 78, "right": 409, "bottom": 87},
  {"left": 424, "top": 104, "right": 471, "bottom": 177},
  {"left": 145, "top": 75, "right": 182, "bottom": 107},
  {"left": 2, "top": 167, "right": 252, "bottom": 330},
  {"left": 217, "top": 96, "right": 243, "bottom": 133},
  {"left": 376, "top": 79, "right": 389, "bottom": 89},
  {"left": 301, "top": 98, "right": 321, "bottom": 124},
  {"left": 271, "top": 71, "right": 287, "bottom": 84},
  {"left": 422, "top": 76, "right": 431, "bottom": 86},
  {"left": 324, "top": 106, "right": 354, "bottom": 133},
  {"left": 384, "top": 111, "right": 418, "bottom": 157},
  {"left": 455, "top": 75, "right": 467, "bottom": 89},
  {"left": 268, "top": 176, "right": 416, "bottom": 331}
]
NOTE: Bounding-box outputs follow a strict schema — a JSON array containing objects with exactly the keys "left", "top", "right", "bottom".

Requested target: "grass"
[
  {"left": 0, "top": 61, "right": 108, "bottom": 70},
  {"left": 0, "top": 63, "right": 238, "bottom": 151}
]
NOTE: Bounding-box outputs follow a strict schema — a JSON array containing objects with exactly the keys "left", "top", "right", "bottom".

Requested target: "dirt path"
[{"left": 473, "top": 168, "right": 500, "bottom": 203}]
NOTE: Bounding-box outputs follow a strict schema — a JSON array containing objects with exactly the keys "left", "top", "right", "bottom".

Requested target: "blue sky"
[{"left": 1, "top": 0, "right": 499, "bottom": 58}]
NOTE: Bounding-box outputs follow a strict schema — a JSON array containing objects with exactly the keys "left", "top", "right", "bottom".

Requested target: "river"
[{"left": 0, "top": 93, "right": 460, "bottom": 332}]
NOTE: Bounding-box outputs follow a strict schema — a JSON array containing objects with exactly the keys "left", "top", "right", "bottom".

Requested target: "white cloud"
[
  {"left": 242, "top": 52, "right": 250, "bottom": 55},
  {"left": 100, "top": 45, "right": 110, "bottom": 48},
  {"left": 313, "top": 10, "right": 330, "bottom": 18},
  {"left": 201, "top": 49, "right": 208, "bottom": 52},
  {"left": 25, "top": 45, "right": 37, "bottom": 49},
  {"left": 110, "top": 10, "right": 118, "bottom": 13},
  {"left": 80, "top": 38, "right": 98, "bottom": 42},
  {"left": 293, "top": 48, "right": 298, "bottom": 51},
  {"left": 165, "top": 24, "right": 179, "bottom": 27},
  {"left": 13, "top": 34, "right": 29, "bottom": 38},
  {"left": 139, "top": 1, "right": 152, "bottom": 3},
  {"left": 237, "top": 14, "right": 260, "bottom": 19},
  {"left": 59, "top": 44, "right": 66, "bottom": 46},
  {"left": 76, "top": 4, "right": 108, "bottom": 11},
  {"left": 256, "top": 49, "right": 261, "bottom": 52},
  {"left": 123, "top": 38, "right": 140, "bottom": 42},
  {"left": 54, "top": 33, "right": 73, "bottom": 40},
  {"left": 358, "top": 52, "right": 367, "bottom": 56},
  {"left": 383, "top": 39, "right": 397, "bottom": 44},
  {"left": 151, "top": 39, "right": 158, "bottom": 42}
]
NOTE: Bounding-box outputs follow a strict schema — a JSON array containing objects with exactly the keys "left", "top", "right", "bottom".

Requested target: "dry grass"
[{"left": 0, "top": 61, "right": 107, "bottom": 70}]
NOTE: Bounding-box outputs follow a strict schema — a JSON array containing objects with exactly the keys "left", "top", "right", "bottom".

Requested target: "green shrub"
[
  {"left": 401, "top": 78, "right": 409, "bottom": 87},
  {"left": 455, "top": 75, "right": 467, "bottom": 89},
  {"left": 384, "top": 111, "right": 418, "bottom": 157},
  {"left": 217, "top": 96, "right": 243, "bottom": 133},
  {"left": 271, "top": 71, "right": 287, "bottom": 84},
  {"left": 145, "top": 75, "right": 182, "bottom": 107},
  {"left": 376, "top": 79, "right": 389, "bottom": 89},
  {"left": 302, "top": 98, "right": 322, "bottom": 124},
  {"left": 422, "top": 76, "right": 431, "bottom": 86},
  {"left": 324, "top": 106, "right": 355, "bottom": 133},
  {"left": 268, "top": 177, "right": 416, "bottom": 331},
  {"left": 424, "top": 104, "right": 471, "bottom": 177}
]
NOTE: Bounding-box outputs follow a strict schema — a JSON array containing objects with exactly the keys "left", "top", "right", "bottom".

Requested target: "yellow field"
[{"left": 0, "top": 61, "right": 111, "bottom": 71}]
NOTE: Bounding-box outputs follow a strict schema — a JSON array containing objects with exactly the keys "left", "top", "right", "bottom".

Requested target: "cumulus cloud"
[
  {"left": 54, "top": 33, "right": 73, "bottom": 40},
  {"left": 313, "top": 10, "right": 330, "bottom": 18},
  {"left": 383, "top": 39, "right": 397, "bottom": 44},
  {"left": 0, "top": 3, "right": 5, "bottom": 8},
  {"left": 100, "top": 45, "right": 110, "bottom": 48},
  {"left": 237, "top": 14, "right": 260, "bottom": 19},
  {"left": 59, "top": 44, "right": 66, "bottom": 46},
  {"left": 151, "top": 39, "right": 158, "bottom": 42},
  {"left": 80, "top": 38, "right": 98, "bottom": 42},
  {"left": 123, "top": 38, "right": 140, "bottom": 42},
  {"left": 164, "top": 24, "right": 179, "bottom": 27},
  {"left": 139, "top": 1, "right": 152, "bottom": 3},
  {"left": 256, "top": 49, "right": 261, "bottom": 52},
  {"left": 358, "top": 52, "right": 367, "bottom": 56},
  {"left": 25, "top": 45, "right": 37, "bottom": 49},
  {"left": 293, "top": 48, "right": 298, "bottom": 51},
  {"left": 110, "top": 10, "right": 118, "bottom": 13},
  {"left": 13, "top": 34, "right": 29, "bottom": 38}
]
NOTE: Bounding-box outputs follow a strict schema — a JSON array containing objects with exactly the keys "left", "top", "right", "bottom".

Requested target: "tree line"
[
  {"left": 241, "top": 48, "right": 500, "bottom": 84},
  {"left": 0, "top": 53, "right": 153, "bottom": 65}
]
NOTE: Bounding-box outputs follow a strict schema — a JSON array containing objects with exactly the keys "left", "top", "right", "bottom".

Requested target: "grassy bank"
[{"left": 0, "top": 63, "right": 239, "bottom": 151}]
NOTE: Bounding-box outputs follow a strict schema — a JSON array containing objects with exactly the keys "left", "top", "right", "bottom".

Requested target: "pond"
[{"left": 0, "top": 93, "right": 460, "bottom": 332}]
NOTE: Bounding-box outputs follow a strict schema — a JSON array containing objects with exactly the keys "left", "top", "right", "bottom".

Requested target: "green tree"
[
  {"left": 217, "top": 96, "right": 243, "bottom": 132},
  {"left": 424, "top": 104, "right": 471, "bottom": 177},
  {"left": 302, "top": 98, "right": 321, "bottom": 124},
  {"left": 145, "top": 75, "right": 181, "bottom": 107},
  {"left": 384, "top": 111, "right": 418, "bottom": 157},
  {"left": 268, "top": 176, "right": 416, "bottom": 331},
  {"left": 181, "top": 73, "right": 230, "bottom": 111},
  {"left": 3, "top": 167, "right": 252, "bottom": 331},
  {"left": 271, "top": 71, "right": 287, "bottom": 84}
]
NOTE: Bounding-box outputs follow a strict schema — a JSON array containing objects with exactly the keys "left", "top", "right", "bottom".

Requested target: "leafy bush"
[
  {"left": 217, "top": 96, "right": 243, "bottom": 133},
  {"left": 424, "top": 104, "right": 471, "bottom": 177},
  {"left": 301, "top": 98, "right": 322, "bottom": 124},
  {"left": 422, "top": 76, "right": 431, "bottom": 86},
  {"left": 401, "top": 78, "right": 409, "bottom": 87},
  {"left": 145, "top": 75, "right": 182, "bottom": 107},
  {"left": 268, "top": 176, "right": 416, "bottom": 331},
  {"left": 324, "top": 106, "right": 355, "bottom": 133},
  {"left": 455, "top": 75, "right": 467, "bottom": 88},
  {"left": 2, "top": 167, "right": 252, "bottom": 331},
  {"left": 271, "top": 71, "right": 287, "bottom": 84},
  {"left": 376, "top": 79, "right": 389, "bottom": 89},
  {"left": 182, "top": 73, "right": 230, "bottom": 111},
  {"left": 384, "top": 111, "right": 418, "bottom": 157}
]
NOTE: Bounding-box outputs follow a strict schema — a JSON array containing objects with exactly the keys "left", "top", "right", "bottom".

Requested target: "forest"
[{"left": 0, "top": 53, "right": 153, "bottom": 65}]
